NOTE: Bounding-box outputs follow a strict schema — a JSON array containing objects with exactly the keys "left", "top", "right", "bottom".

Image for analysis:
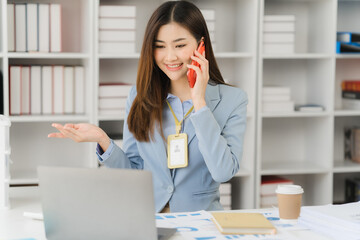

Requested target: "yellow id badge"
[{"left": 167, "top": 133, "right": 188, "bottom": 169}]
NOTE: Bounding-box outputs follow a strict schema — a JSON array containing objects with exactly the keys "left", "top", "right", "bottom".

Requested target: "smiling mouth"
[{"left": 166, "top": 63, "right": 183, "bottom": 70}]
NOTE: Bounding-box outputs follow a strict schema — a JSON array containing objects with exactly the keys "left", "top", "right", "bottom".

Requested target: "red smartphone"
[{"left": 187, "top": 41, "right": 205, "bottom": 88}]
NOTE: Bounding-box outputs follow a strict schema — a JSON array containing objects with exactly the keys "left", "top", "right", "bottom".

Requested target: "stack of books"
[
  {"left": 98, "top": 83, "right": 132, "bottom": 116},
  {"left": 260, "top": 175, "right": 293, "bottom": 208},
  {"left": 342, "top": 80, "right": 360, "bottom": 110},
  {"left": 99, "top": 5, "right": 136, "bottom": 54},
  {"left": 9, "top": 65, "right": 85, "bottom": 115},
  {"left": 219, "top": 182, "right": 231, "bottom": 210},
  {"left": 200, "top": 9, "right": 216, "bottom": 50},
  {"left": 336, "top": 32, "right": 360, "bottom": 53},
  {"left": 344, "top": 126, "right": 360, "bottom": 163},
  {"left": 262, "top": 86, "right": 294, "bottom": 113},
  {"left": 263, "top": 15, "right": 295, "bottom": 54},
  {"left": 7, "top": 3, "right": 62, "bottom": 52}
]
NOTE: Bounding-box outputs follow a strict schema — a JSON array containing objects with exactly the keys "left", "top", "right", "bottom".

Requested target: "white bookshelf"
[
  {"left": 1, "top": 0, "right": 97, "bottom": 186},
  {"left": 257, "top": 0, "right": 360, "bottom": 208},
  {"left": 2, "top": 0, "right": 359, "bottom": 209}
]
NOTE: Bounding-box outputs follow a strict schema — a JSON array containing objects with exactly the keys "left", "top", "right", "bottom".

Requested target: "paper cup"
[{"left": 276, "top": 185, "right": 304, "bottom": 222}]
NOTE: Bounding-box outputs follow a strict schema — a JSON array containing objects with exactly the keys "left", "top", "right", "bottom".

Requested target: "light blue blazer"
[{"left": 100, "top": 83, "right": 248, "bottom": 213}]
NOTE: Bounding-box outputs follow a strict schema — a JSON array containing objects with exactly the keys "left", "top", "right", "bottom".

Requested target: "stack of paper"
[
  {"left": 98, "top": 83, "right": 132, "bottom": 116},
  {"left": 299, "top": 201, "right": 360, "bottom": 240},
  {"left": 263, "top": 15, "right": 295, "bottom": 55},
  {"left": 99, "top": 5, "right": 136, "bottom": 54},
  {"left": 262, "top": 86, "right": 294, "bottom": 113}
]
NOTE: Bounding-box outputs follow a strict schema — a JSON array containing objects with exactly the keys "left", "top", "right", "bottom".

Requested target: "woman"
[{"left": 49, "top": 1, "right": 248, "bottom": 213}]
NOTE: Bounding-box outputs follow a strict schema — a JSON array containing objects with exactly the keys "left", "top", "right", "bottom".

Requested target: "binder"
[{"left": 336, "top": 41, "right": 360, "bottom": 53}]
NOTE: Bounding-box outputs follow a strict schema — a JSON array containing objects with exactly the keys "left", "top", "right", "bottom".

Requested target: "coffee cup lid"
[{"left": 276, "top": 184, "right": 304, "bottom": 194}]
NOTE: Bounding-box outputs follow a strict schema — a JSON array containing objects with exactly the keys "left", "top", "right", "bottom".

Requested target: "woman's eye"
[
  {"left": 176, "top": 44, "right": 186, "bottom": 48},
  {"left": 154, "top": 45, "right": 165, "bottom": 49}
]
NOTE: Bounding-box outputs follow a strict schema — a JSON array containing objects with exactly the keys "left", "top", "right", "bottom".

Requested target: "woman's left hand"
[{"left": 187, "top": 49, "right": 209, "bottom": 111}]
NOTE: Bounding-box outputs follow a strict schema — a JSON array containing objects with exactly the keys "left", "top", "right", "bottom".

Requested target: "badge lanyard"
[{"left": 166, "top": 100, "right": 194, "bottom": 169}]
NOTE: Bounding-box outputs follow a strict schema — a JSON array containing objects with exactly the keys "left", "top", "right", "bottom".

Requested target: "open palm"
[{"left": 48, "top": 123, "right": 107, "bottom": 143}]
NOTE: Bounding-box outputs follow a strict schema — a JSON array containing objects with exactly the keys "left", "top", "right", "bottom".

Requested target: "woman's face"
[{"left": 154, "top": 22, "right": 198, "bottom": 82}]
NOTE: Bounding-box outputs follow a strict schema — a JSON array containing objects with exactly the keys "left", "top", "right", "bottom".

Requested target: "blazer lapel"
[{"left": 185, "top": 84, "right": 221, "bottom": 144}]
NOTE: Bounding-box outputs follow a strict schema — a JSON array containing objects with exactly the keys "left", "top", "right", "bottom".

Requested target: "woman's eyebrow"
[{"left": 154, "top": 38, "right": 187, "bottom": 43}]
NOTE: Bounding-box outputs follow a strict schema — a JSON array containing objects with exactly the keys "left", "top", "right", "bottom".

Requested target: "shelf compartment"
[
  {"left": 260, "top": 173, "right": 332, "bottom": 206},
  {"left": 9, "top": 122, "right": 97, "bottom": 185},
  {"left": 261, "top": 117, "right": 333, "bottom": 173},
  {"left": 337, "top": 0, "right": 360, "bottom": 34},
  {"left": 262, "top": 58, "right": 334, "bottom": 113},
  {"left": 7, "top": 58, "right": 93, "bottom": 118},
  {"left": 190, "top": 0, "right": 257, "bottom": 53},
  {"left": 218, "top": 58, "right": 256, "bottom": 111},
  {"left": 8, "top": 0, "right": 92, "bottom": 54},
  {"left": 333, "top": 172, "right": 359, "bottom": 204},
  {"left": 99, "top": 58, "right": 137, "bottom": 86},
  {"left": 333, "top": 115, "right": 360, "bottom": 167},
  {"left": 262, "top": 0, "right": 336, "bottom": 54},
  {"left": 335, "top": 58, "right": 360, "bottom": 110},
  {"left": 231, "top": 175, "right": 255, "bottom": 209}
]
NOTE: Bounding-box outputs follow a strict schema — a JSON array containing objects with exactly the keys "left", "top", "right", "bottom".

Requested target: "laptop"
[{"left": 38, "top": 166, "right": 175, "bottom": 240}]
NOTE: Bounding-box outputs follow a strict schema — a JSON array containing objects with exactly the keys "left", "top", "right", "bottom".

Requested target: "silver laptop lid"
[{"left": 38, "top": 166, "right": 157, "bottom": 240}]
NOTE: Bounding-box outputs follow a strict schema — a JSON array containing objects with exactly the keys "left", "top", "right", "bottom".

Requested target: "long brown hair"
[{"left": 128, "top": 1, "right": 225, "bottom": 142}]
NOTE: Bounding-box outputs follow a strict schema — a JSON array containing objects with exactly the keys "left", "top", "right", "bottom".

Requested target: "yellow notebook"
[{"left": 211, "top": 212, "right": 277, "bottom": 235}]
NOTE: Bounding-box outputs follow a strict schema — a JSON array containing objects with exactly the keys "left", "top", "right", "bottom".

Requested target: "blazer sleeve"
[
  {"left": 101, "top": 86, "right": 144, "bottom": 169},
  {"left": 189, "top": 89, "right": 248, "bottom": 182}
]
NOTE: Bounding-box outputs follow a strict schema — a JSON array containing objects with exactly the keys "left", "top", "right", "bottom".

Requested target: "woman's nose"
[{"left": 165, "top": 48, "right": 178, "bottom": 61}]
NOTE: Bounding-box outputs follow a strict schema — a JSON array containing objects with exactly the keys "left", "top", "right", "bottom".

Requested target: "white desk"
[{"left": 0, "top": 187, "right": 332, "bottom": 240}]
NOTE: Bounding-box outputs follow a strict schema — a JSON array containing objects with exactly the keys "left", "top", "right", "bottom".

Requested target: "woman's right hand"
[{"left": 48, "top": 123, "right": 111, "bottom": 151}]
